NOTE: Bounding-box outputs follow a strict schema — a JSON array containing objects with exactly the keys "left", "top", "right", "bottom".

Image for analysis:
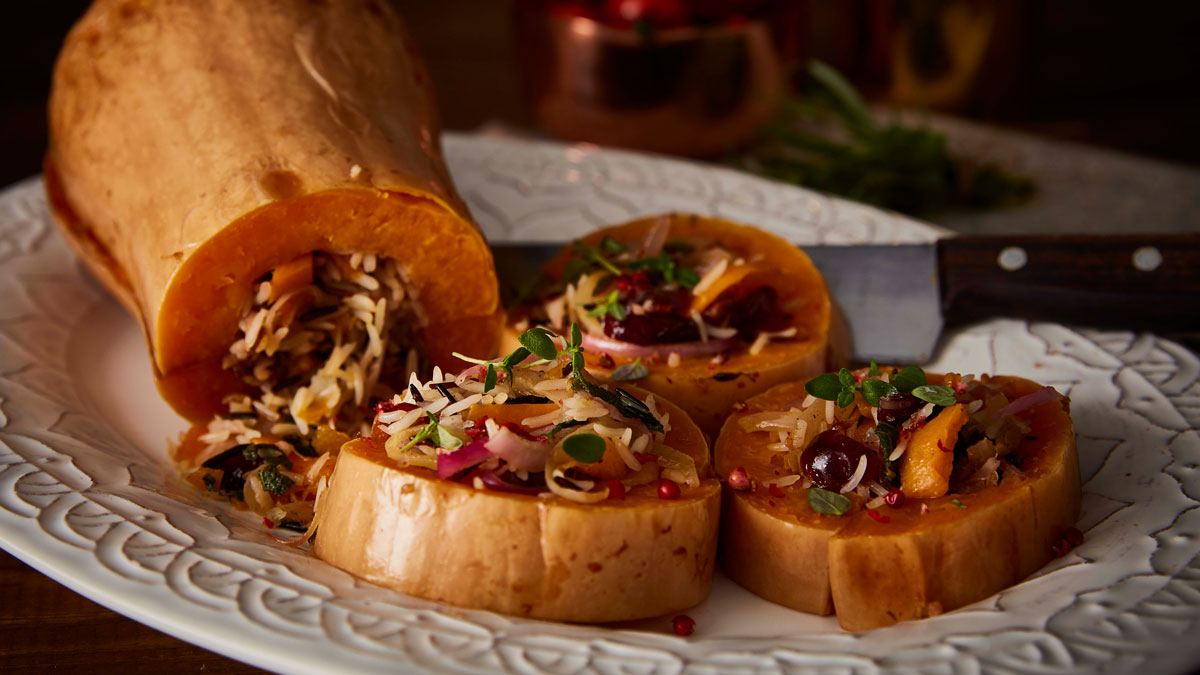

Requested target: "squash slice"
[
  {"left": 503, "top": 214, "right": 832, "bottom": 438},
  {"left": 714, "top": 375, "right": 1081, "bottom": 630},
  {"left": 314, "top": 386, "right": 720, "bottom": 623}
]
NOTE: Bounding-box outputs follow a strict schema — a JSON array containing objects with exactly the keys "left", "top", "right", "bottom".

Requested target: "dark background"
[{"left": 4, "top": 0, "right": 1200, "bottom": 190}]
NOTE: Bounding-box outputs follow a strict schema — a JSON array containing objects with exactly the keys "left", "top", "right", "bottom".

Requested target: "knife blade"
[{"left": 491, "top": 233, "right": 1200, "bottom": 364}]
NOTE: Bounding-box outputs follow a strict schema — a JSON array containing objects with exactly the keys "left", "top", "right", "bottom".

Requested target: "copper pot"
[{"left": 517, "top": 11, "right": 783, "bottom": 157}]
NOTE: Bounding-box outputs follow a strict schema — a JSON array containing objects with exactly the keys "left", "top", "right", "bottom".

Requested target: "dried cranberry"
[
  {"left": 728, "top": 286, "right": 785, "bottom": 338},
  {"left": 884, "top": 489, "right": 905, "bottom": 508},
  {"left": 702, "top": 285, "right": 786, "bottom": 338},
  {"left": 603, "top": 313, "right": 699, "bottom": 345},
  {"left": 635, "top": 286, "right": 692, "bottom": 314},
  {"left": 768, "top": 483, "right": 785, "bottom": 498},
  {"left": 616, "top": 271, "right": 654, "bottom": 298},
  {"left": 866, "top": 509, "right": 890, "bottom": 524},
  {"left": 878, "top": 392, "right": 924, "bottom": 425},
  {"left": 658, "top": 479, "right": 681, "bottom": 500},
  {"left": 375, "top": 399, "right": 417, "bottom": 414},
  {"left": 800, "top": 430, "right": 880, "bottom": 492},
  {"left": 672, "top": 614, "right": 695, "bottom": 636},
  {"left": 607, "top": 479, "right": 626, "bottom": 501}
]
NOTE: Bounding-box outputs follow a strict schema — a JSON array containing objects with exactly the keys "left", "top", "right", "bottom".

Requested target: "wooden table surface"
[{"left": 0, "top": 549, "right": 261, "bottom": 674}]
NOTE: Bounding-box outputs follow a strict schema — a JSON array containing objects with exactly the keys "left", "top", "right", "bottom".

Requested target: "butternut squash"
[
  {"left": 314, "top": 387, "right": 719, "bottom": 622},
  {"left": 714, "top": 374, "right": 1081, "bottom": 631},
  {"left": 503, "top": 214, "right": 833, "bottom": 438},
  {"left": 45, "top": 0, "right": 501, "bottom": 421},
  {"left": 901, "top": 403, "right": 969, "bottom": 498}
]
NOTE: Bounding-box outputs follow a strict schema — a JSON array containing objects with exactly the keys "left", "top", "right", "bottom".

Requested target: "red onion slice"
[
  {"left": 634, "top": 214, "right": 670, "bottom": 258},
  {"left": 485, "top": 425, "right": 552, "bottom": 472},
  {"left": 437, "top": 440, "right": 491, "bottom": 479},
  {"left": 581, "top": 331, "right": 738, "bottom": 359},
  {"left": 994, "top": 386, "right": 1063, "bottom": 421},
  {"left": 470, "top": 468, "right": 545, "bottom": 495}
]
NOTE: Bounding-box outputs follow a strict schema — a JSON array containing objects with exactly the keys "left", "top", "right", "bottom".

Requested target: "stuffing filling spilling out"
[
  {"left": 174, "top": 251, "right": 425, "bottom": 530},
  {"left": 731, "top": 363, "right": 1065, "bottom": 517},
  {"left": 515, "top": 215, "right": 804, "bottom": 368}
]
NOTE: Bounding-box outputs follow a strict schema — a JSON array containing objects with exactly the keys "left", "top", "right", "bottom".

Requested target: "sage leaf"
[
  {"left": 563, "top": 433, "right": 606, "bottom": 463},
  {"left": 807, "top": 486, "right": 851, "bottom": 515}
]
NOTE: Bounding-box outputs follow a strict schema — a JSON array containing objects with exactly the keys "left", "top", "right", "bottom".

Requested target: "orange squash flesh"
[
  {"left": 900, "top": 403, "right": 968, "bottom": 498},
  {"left": 714, "top": 375, "right": 1081, "bottom": 631},
  {"left": 504, "top": 214, "right": 832, "bottom": 438},
  {"left": 313, "top": 387, "right": 720, "bottom": 622},
  {"left": 45, "top": 0, "right": 501, "bottom": 422}
]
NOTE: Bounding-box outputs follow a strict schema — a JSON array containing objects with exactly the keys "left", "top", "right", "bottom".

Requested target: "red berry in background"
[
  {"left": 658, "top": 478, "right": 680, "bottom": 500},
  {"left": 727, "top": 466, "right": 750, "bottom": 491},
  {"left": 884, "top": 489, "right": 905, "bottom": 508},
  {"left": 672, "top": 614, "right": 695, "bottom": 636}
]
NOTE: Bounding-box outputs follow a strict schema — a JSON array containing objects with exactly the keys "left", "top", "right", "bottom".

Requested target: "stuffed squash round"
[
  {"left": 714, "top": 367, "right": 1081, "bottom": 630},
  {"left": 504, "top": 213, "right": 831, "bottom": 437},
  {"left": 313, "top": 326, "right": 720, "bottom": 622}
]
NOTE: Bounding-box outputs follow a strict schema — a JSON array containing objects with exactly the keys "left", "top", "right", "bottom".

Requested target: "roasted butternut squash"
[
  {"left": 45, "top": 0, "right": 501, "bottom": 421},
  {"left": 503, "top": 213, "right": 832, "bottom": 438},
  {"left": 715, "top": 373, "right": 1081, "bottom": 630}
]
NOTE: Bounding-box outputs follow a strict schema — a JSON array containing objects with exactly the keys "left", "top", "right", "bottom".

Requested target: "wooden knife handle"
[{"left": 938, "top": 234, "right": 1200, "bottom": 332}]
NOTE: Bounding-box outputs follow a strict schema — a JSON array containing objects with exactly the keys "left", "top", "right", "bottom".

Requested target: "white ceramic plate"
[{"left": 2, "top": 134, "right": 1199, "bottom": 674}]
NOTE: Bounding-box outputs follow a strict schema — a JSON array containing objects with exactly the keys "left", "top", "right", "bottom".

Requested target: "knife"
[{"left": 491, "top": 234, "right": 1200, "bottom": 363}]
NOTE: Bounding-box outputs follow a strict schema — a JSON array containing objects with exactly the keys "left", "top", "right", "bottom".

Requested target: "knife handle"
[{"left": 938, "top": 234, "right": 1200, "bottom": 332}]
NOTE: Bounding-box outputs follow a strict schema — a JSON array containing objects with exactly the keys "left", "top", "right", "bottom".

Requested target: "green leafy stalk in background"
[{"left": 732, "top": 61, "right": 1033, "bottom": 218}]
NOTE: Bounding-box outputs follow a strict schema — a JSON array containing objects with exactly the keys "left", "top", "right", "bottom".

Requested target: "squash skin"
[
  {"left": 45, "top": 0, "right": 501, "bottom": 421},
  {"left": 313, "top": 388, "right": 721, "bottom": 622},
  {"left": 503, "top": 214, "right": 832, "bottom": 438},
  {"left": 714, "top": 375, "right": 1081, "bottom": 631}
]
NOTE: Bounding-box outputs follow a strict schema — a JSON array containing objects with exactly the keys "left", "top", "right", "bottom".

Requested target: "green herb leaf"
[
  {"left": 837, "top": 368, "right": 855, "bottom": 389},
  {"left": 483, "top": 363, "right": 497, "bottom": 392},
  {"left": 570, "top": 322, "right": 582, "bottom": 349},
  {"left": 549, "top": 419, "right": 587, "bottom": 437},
  {"left": 585, "top": 290, "right": 627, "bottom": 320},
  {"left": 912, "top": 384, "right": 957, "bottom": 407},
  {"left": 571, "top": 351, "right": 585, "bottom": 379},
  {"left": 875, "top": 421, "right": 898, "bottom": 457},
  {"left": 562, "top": 433, "right": 607, "bottom": 463},
  {"left": 892, "top": 366, "right": 928, "bottom": 393},
  {"left": 600, "top": 236, "right": 626, "bottom": 255},
  {"left": 519, "top": 327, "right": 559, "bottom": 361},
  {"left": 571, "top": 241, "right": 623, "bottom": 276},
  {"left": 836, "top": 389, "right": 855, "bottom": 409},
  {"left": 808, "top": 59, "right": 876, "bottom": 137},
  {"left": 804, "top": 373, "right": 842, "bottom": 401},
  {"left": 259, "top": 464, "right": 294, "bottom": 496},
  {"left": 807, "top": 486, "right": 851, "bottom": 515},
  {"left": 242, "top": 443, "right": 292, "bottom": 469},
  {"left": 501, "top": 346, "right": 531, "bottom": 386},
  {"left": 202, "top": 473, "right": 216, "bottom": 491},
  {"left": 861, "top": 378, "right": 898, "bottom": 407},
  {"left": 612, "top": 358, "right": 648, "bottom": 381},
  {"left": 400, "top": 413, "right": 440, "bottom": 453},
  {"left": 868, "top": 359, "right": 881, "bottom": 377},
  {"left": 952, "top": 498, "right": 967, "bottom": 509},
  {"left": 676, "top": 267, "right": 700, "bottom": 288},
  {"left": 562, "top": 257, "right": 591, "bottom": 284}
]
